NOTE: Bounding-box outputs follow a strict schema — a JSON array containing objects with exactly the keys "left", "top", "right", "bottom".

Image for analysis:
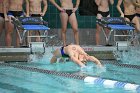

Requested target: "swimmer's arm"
[
  {"left": 49, "top": 0, "right": 62, "bottom": 11},
  {"left": 88, "top": 56, "right": 102, "bottom": 67},
  {"left": 116, "top": 0, "right": 124, "bottom": 17},
  {"left": 109, "top": 0, "right": 114, "bottom": 5},
  {"left": 42, "top": 0, "right": 48, "bottom": 16},
  {"left": 70, "top": 56, "right": 86, "bottom": 67},
  {"left": 95, "top": 0, "right": 101, "bottom": 6}
]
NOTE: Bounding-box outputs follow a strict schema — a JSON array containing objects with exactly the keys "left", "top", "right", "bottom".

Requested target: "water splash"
[
  {"left": 28, "top": 47, "right": 53, "bottom": 63},
  {"left": 113, "top": 45, "right": 140, "bottom": 65}
]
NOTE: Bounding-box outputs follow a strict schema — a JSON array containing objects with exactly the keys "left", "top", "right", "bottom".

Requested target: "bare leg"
[
  {"left": 96, "top": 14, "right": 103, "bottom": 45},
  {"left": 35, "top": 31, "right": 41, "bottom": 42},
  {"left": 133, "top": 16, "right": 140, "bottom": 33},
  {"left": 95, "top": 24, "right": 101, "bottom": 45},
  {"left": 5, "top": 16, "right": 14, "bottom": 47},
  {"left": 132, "top": 16, "right": 140, "bottom": 45},
  {"left": 0, "top": 18, "right": 4, "bottom": 46},
  {"left": 69, "top": 13, "right": 79, "bottom": 45},
  {"left": 16, "top": 29, "right": 22, "bottom": 47},
  {"left": 60, "top": 12, "right": 68, "bottom": 46}
]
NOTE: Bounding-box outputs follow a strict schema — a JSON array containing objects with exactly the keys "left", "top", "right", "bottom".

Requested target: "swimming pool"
[{"left": 0, "top": 49, "right": 140, "bottom": 93}]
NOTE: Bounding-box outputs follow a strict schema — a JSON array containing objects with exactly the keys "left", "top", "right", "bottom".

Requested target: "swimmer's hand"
[
  {"left": 72, "top": 7, "right": 78, "bottom": 12},
  {"left": 97, "top": 63, "right": 103, "bottom": 68},
  {"left": 5, "top": 17, "right": 9, "bottom": 21}
]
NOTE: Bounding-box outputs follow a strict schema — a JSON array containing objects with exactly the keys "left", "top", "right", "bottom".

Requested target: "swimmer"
[{"left": 50, "top": 44, "right": 102, "bottom": 68}]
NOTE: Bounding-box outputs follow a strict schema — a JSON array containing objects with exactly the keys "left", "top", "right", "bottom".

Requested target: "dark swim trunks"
[
  {"left": 30, "top": 14, "right": 41, "bottom": 17},
  {"left": 98, "top": 11, "right": 110, "bottom": 17},
  {"left": 136, "top": 13, "right": 140, "bottom": 17},
  {"left": 8, "top": 11, "right": 24, "bottom": 17},
  {"left": 65, "top": 9, "right": 73, "bottom": 16},
  {"left": 124, "top": 14, "right": 136, "bottom": 22},
  {"left": 0, "top": 13, "right": 4, "bottom": 18},
  {"left": 60, "top": 46, "right": 69, "bottom": 58}
]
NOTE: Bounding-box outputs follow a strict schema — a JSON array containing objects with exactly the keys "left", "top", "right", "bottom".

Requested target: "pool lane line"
[
  {"left": 0, "top": 63, "right": 86, "bottom": 80},
  {"left": 84, "top": 76, "right": 140, "bottom": 92},
  {"left": 0, "top": 63, "right": 140, "bottom": 92},
  {"left": 101, "top": 61, "right": 140, "bottom": 69}
]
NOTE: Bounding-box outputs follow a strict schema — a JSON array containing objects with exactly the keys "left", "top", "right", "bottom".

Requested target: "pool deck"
[{"left": 0, "top": 46, "right": 128, "bottom": 62}]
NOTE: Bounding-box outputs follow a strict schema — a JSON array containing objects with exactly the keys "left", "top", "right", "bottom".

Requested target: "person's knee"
[
  {"left": 72, "top": 27, "right": 78, "bottom": 33},
  {"left": 135, "top": 24, "right": 140, "bottom": 32},
  {"left": 6, "top": 28, "right": 13, "bottom": 35},
  {"left": 137, "top": 28, "right": 140, "bottom": 33},
  {"left": 61, "top": 28, "right": 67, "bottom": 33},
  {"left": 0, "top": 19, "right": 4, "bottom": 24},
  {"left": 7, "top": 23, "right": 14, "bottom": 30},
  {"left": 96, "top": 25, "right": 101, "bottom": 31}
]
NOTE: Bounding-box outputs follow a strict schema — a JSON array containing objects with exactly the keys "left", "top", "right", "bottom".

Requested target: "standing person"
[
  {"left": 0, "top": 0, "right": 8, "bottom": 46},
  {"left": 26, "top": 0, "right": 47, "bottom": 42},
  {"left": 95, "top": 0, "right": 114, "bottom": 46},
  {"left": 50, "top": 44, "right": 102, "bottom": 68},
  {"left": 49, "top": 0, "right": 80, "bottom": 46},
  {"left": 6, "top": 0, "right": 28, "bottom": 47},
  {"left": 117, "top": 0, "right": 140, "bottom": 34}
]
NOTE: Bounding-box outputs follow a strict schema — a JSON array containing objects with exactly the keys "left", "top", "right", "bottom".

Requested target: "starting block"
[
  {"left": 97, "top": 17, "right": 135, "bottom": 45},
  {"left": 12, "top": 17, "right": 50, "bottom": 49}
]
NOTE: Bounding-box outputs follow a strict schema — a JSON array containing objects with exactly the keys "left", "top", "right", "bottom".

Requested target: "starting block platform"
[
  {"left": 97, "top": 17, "right": 135, "bottom": 45},
  {"left": 0, "top": 48, "right": 30, "bottom": 62}
]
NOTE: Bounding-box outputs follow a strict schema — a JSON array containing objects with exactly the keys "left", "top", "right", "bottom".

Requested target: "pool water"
[
  {"left": 0, "top": 66, "right": 136, "bottom": 93},
  {"left": 0, "top": 50, "right": 140, "bottom": 93}
]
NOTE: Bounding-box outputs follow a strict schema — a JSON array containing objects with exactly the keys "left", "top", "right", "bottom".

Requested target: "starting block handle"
[
  {"left": 42, "top": 21, "right": 48, "bottom": 26},
  {"left": 11, "top": 17, "right": 24, "bottom": 30},
  {"left": 97, "top": 19, "right": 108, "bottom": 28}
]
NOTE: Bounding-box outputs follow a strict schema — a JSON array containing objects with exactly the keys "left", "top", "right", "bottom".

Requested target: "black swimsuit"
[
  {"left": 136, "top": 13, "right": 140, "bottom": 17},
  {"left": 8, "top": 11, "right": 24, "bottom": 17},
  {"left": 65, "top": 9, "right": 73, "bottom": 16},
  {"left": 0, "top": 13, "right": 4, "bottom": 18},
  {"left": 31, "top": 14, "right": 41, "bottom": 17},
  {"left": 98, "top": 11, "right": 110, "bottom": 17},
  {"left": 60, "top": 46, "right": 69, "bottom": 58},
  {"left": 124, "top": 14, "right": 136, "bottom": 22}
]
